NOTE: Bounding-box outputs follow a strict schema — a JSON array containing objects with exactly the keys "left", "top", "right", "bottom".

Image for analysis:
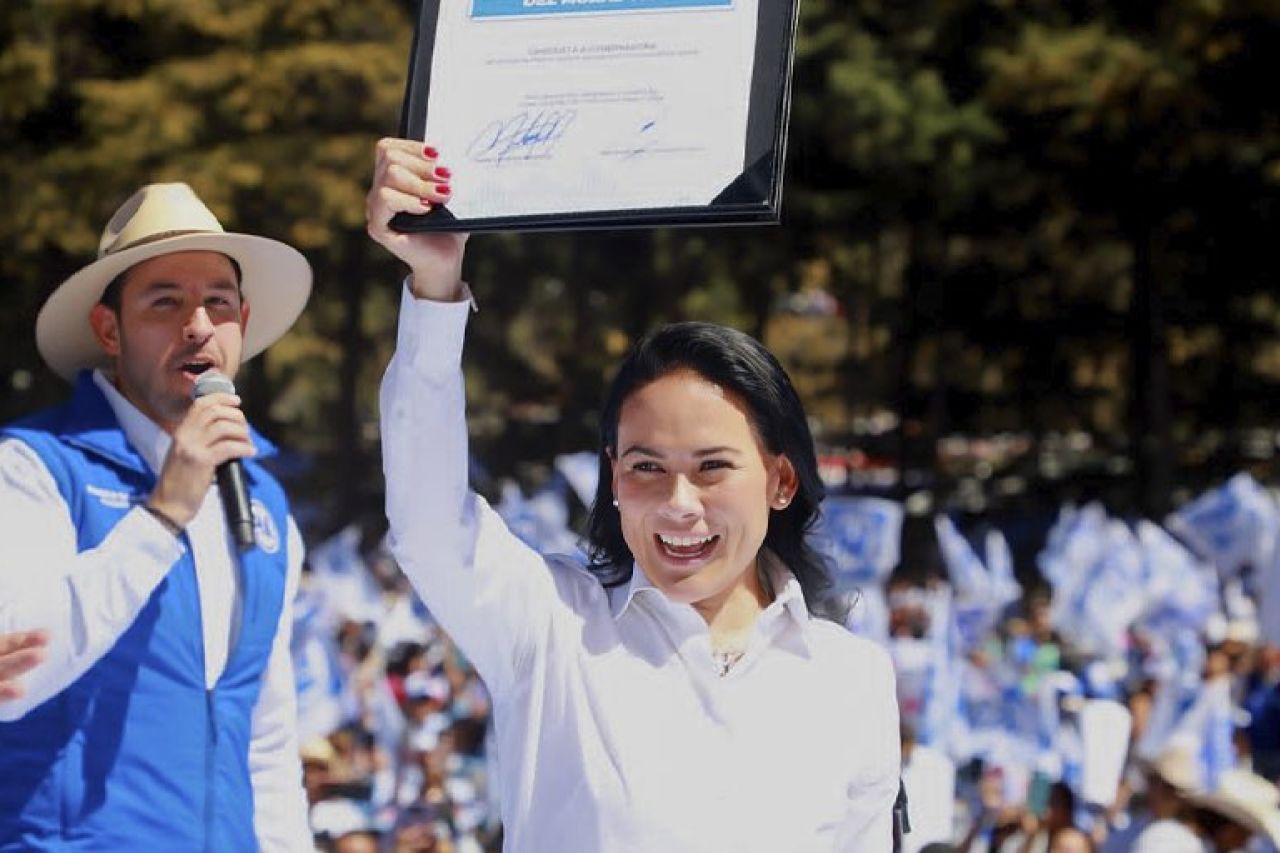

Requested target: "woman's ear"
[{"left": 771, "top": 455, "right": 798, "bottom": 510}]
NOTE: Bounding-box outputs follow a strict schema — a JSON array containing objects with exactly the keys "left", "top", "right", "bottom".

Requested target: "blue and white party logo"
[{"left": 251, "top": 499, "right": 281, "bottom": 554}]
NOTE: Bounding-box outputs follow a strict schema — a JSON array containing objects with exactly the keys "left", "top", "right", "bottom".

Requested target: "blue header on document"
[{"left": 472, "top": 0, "right": 733, "bottom": 18}]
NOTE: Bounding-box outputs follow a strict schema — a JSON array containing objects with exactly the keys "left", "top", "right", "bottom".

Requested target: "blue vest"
[{"left": 0, "top": 372, "right": 292, "bottom": 852}]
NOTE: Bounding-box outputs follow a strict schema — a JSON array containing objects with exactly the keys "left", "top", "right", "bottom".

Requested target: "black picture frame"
[{"left": 391, "top": 0, "right": 801, "bottom": 234}]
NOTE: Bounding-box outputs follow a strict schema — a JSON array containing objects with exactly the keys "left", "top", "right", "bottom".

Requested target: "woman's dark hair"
[{"left": 584, "top": 321, "right": 840, "bottom": 619}]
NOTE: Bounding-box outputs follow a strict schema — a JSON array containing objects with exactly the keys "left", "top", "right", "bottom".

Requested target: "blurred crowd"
[
  {"left": 889, "top": 582, "right": 1280, "bottom": 852},
  {"left": 878, "top": 474, "right": 1280, "bottom": 853},
  {"left": 289, "top": 525, "right": 500, "bottom": 853},
  {"left": 290, "top": 462, "right": 1280, "bottom": 852}
]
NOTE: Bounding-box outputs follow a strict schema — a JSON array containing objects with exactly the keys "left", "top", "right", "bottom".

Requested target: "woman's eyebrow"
[{"left": 619, "top": 445, "right": 740, "bottom": 459}]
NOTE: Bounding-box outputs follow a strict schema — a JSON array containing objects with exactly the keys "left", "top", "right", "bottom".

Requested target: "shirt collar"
[
  {"left": 608, "top": 562, "right": 659, "bottom": 621},
  {"left": 755, "top": 550, "right": 812, "bottom": 646},
  {"left": 92, "top": 369, "right": 171, "bottom": 475},
  {"left": 607, "top": 549, "right": 812, "bottom": 635},
  {"left": 766, "top": 558, "right": 810, "bottom": 626}
]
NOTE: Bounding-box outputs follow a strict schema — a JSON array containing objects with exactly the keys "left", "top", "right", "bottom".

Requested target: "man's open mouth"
[{"left": 179, "top": 359, "right": 216, "bottom": 378}]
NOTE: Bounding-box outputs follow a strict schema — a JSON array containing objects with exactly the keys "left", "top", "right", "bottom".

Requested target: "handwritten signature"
[
  {"left": 467, "top": 110, "right": 577, "bottom": 163},
  {"left": 600, "top": 118, "right": 664, "bottom": 159}
]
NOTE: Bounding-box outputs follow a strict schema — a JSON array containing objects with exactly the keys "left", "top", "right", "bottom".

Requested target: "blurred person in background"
[
  {"left": 331, "top": 828, "right": 382, "bottom": 853},
  {"left": 1188, "top": 768, "right": 1280, "bottom": 853},
  {"left": 302, "top": 736, "right": 339, "bottom": 809},
  {"left": 1046, "top": 827, "right": 1093, "bottom": 853},
  {"left": 1246, "top": 646, "right": 1280, "bottom": 782},
  {"left": 957, "top": 764, "right": 1026, "bottom": 851},
  {"left": 392, "top": 802, "right": 457, "bottom": 853},
  {"left": 1000, "top": 781, "right": 1081, "bottom": 853},
  {"left": 1130, "top": 740, "right": 1211, "bottom": 852}
]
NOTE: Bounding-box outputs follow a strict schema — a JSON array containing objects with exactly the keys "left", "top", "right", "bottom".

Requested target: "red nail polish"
[
  {"left": 434, "top": 166, "right": 452, "bottom": 179},
  {"left": 423, "top": 146, "right": 439, "bottom": 158},
  {"left": 437, "top": 184, "right": 451, "bottom": 195}
]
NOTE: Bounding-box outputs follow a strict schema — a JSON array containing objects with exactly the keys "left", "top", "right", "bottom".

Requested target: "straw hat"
[
  {"left": 1141, "top": 737, "right": 1204, "bottom": 793},
  {"left": 36, "top": 182, "right": 312, "bottom": 380},
  {"left": 1189, "top": 768, "right": 1280, "bottom": 847},
  {"left": 299, "top": 736, "right": 336, "bottom": 766}
]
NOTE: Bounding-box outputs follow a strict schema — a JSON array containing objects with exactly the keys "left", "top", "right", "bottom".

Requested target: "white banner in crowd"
[
  {"left": 1040, "top": 508, "right": 1145, "bottom": 659},
  {"left": 1136, "top": 520, "right": 1218, "bottom": 638},
  {"left": 984, "top": 528, "right": 1022, "bottom": 609},
  {"left": 934, "top": 516, "right": 1024, "bottom": 653},
  {"left": 1166, "top": 472, "right": 1279, "bottom": 580},
  {"left": 1166, "top": 473, "right": 1280, "bottom": 645},
  {"left": 1079, "top": 699, "right": 1132, "bottom": 807}
]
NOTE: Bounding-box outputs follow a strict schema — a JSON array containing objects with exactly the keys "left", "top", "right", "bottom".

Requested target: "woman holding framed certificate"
[{"left": 367, "top": 137, "right": 902, "bottom": 852}]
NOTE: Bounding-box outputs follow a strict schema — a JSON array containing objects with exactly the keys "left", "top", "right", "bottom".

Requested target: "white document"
[
  {"left": 418, "top": 0, "right": 760, "bottom": 220},
  {"left": 1080, "top": 698, "right": 1132, "bottom": 807}
]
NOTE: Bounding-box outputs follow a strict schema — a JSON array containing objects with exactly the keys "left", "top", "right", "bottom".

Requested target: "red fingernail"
[
  {"left": 434, "top": 166, "right": 452, "bottom": 179},
  {"left": 423, "top": 146, "right": 439, "bottom": 158},
  {"left": 437, "top": 184, "right": 451, "bottom": 195}
]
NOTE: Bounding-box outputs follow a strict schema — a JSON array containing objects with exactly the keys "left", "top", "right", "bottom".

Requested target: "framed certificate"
[{"left": 393, "top": 0, "right": 801, "bottom": 233}]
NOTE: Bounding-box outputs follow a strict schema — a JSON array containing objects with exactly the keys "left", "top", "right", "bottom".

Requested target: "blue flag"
[{"left": 812, "top": 496, "right": 903, "bottom": 587}]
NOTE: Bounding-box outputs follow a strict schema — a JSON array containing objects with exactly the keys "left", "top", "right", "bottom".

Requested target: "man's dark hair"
[
  {"left": 97, "top": 255, "right": 244, "bottom": 312},
  {"left": 584, "top": 321, "right": 840, "bottom": 618}
]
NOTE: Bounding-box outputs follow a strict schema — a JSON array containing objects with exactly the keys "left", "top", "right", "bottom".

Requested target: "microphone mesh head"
[{"left": 193, "top": 370, "right": 236, "bottom": 399}]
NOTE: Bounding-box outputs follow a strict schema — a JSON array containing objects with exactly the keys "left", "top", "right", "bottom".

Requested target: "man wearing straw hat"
[
  {"left": 1130, "top": 736, "right": 1213, "bottom": 852},
  {"left": 1188, "top": 768, "right": 1280, "bottom": 852},
  {"left": 0, "top": 183, "right": 313, "bottom": 850}
]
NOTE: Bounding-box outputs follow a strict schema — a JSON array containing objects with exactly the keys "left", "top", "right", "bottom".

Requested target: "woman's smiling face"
[{"left": 611, "top": 368, "right": 795, "bottom": 613}]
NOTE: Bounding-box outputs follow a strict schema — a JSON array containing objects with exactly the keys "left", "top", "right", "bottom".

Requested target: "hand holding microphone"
[{"left": 146, "top": 370, "right": 257, "bottom": 550}]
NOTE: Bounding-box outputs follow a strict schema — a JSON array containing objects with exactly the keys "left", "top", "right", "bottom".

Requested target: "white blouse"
[{"left": 381, "top": 285, "right": 901, "bottom": 852}]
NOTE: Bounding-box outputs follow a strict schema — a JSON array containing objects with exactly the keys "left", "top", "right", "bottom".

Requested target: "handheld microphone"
[{"left": 193, "top": 371, "right": 256, "bottom": 552}]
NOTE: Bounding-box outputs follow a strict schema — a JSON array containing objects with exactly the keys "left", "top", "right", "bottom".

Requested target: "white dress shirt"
[
  {"left": 0, "top": 370, "right": 312, "bottom": 852},
  {"left": 381, "top": 286, "right": 901, "bottom": 852}
]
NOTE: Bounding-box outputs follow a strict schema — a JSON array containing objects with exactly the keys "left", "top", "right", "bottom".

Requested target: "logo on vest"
[
  {"left": 86, "top": 483, "right": 134, "bottom": 510},
  {"left": 251, "top": 499, "right": 281, "bottom": 554}
]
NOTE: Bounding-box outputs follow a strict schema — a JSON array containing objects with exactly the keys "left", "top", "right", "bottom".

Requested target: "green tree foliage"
[{"left": 979, "top": 0, "right": 1280, "bottom": 512}]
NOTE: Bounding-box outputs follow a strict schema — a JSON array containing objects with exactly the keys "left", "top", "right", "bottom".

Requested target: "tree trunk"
[
  {"left": 337, "top": 232, "right": 367, "bottom": 525},
  {"left": 894, "top": 222, "right": 945, "bottom": 501},
  {"left": 1128, "top": 216, "right": 1173, "bottom": 516}
]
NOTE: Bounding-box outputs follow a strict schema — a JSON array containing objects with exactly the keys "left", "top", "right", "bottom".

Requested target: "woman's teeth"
[
  {"left": 658, "top": 534, "right": 715, "bottom": 548},
  {"left": 656, "top": 534, "right": 718, "bottom": 558}
]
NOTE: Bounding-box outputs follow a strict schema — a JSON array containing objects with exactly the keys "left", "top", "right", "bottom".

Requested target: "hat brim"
[
  {"left": 36, "top": 231, "right": 312, "bottom": 380},
  {"left": 1134, "top": 751, "right": 1200, "bottom": 794},
  {"left": 1189, "top": 790, "right": 1280, "bottom": 847}
]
